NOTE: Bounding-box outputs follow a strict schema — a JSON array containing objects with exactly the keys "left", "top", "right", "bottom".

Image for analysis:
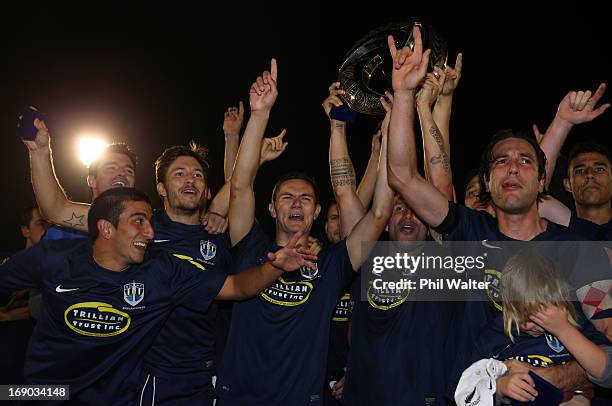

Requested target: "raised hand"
[
  {"left": 201, "top": 211, "right": 228, "bottom": 234},
  {"left": 529, "top": 304, "right": 571, "bottom": 337},
  {"left": 440, "top": 53, "right": 463, "bottom": 96},
  {"left": 22, "top": 118, "right": 50, "bottom": 152},
  {"left": 322, "top": 82, "right": 345, "bottom": 119},
  {"left": 556, "top": 83, "right": 610, "bottom": 124},
  {"left": 388, "top": 26, "right": 431, "bottom": 92},
  {"left": 416, "top": 70, "right": 444, "bottom": 110},
  {"left": 267, "top": 231, "right": 317, "bottom": 272},
  {"left": 259, "top": 129, "right": 288, "bottom": 164},
  {"left": 223, "top": 102, "right": 244, "bottom": 137},
  {"left": 249, "top": 58, "right": 279, "bottom": 113}
]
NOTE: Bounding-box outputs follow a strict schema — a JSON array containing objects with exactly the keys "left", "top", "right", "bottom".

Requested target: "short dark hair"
[
  {"left": 567, "top": 141, "right": 612, "bottom": 177},
  {"left": 155, "top": 142, "right": 209, "bottom": 186},
  {"left": 88, "top": 143, "right": 138, "bottom": 177},
  {"left": 88, "top": 187, "right": 151, "bottom": 241},
  {"left": 20, "top": 204, "right": 39, "bottom": 227},
  {"left": 478, "top": 129, "right": 548, "bottom": 204},
  {"left": 271, "top": 172, "right": 319, "bottom": 204}
]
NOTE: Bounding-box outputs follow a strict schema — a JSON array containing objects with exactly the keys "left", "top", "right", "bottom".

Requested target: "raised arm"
[
  {"left": 357, "top": 91, "right": 394, "bottom": 209},
  {"left": 433, "top": 53, "right": 462, "bottom": 145},
  {"left": 323, "top": 82, "right": 365, "bottom": 237},
  {"left": 538, "top": 195, "right": 572, "bottom": 226},
  {"left": 222, "top": 102, "right": 244, "bottom": 182},
  {"left": 386, "top": 26, "right": 449, "bottom": 228},
  {"left": 416, "top": 70, "right": 454, "bottom": 200},
  {"left": 229, "top": 59, "right": 278, "bottom": 246},
  {"left": 531, "top": 305, "right": 607, "bottom": 380},
  {"left": 207, "top": 129, "right": 287, "bottom": 221},
  {"left": 346, "top": 123, "right": 393, "bottom": 271},
  {"left": 539, "top": 83, "right": 609, "bottom": 188},
  {"left": 356, "top": 128, "right": 381, "bottom": 209},
  {"left": 23, "top": 119, "right": 91, "bottom": 232}
]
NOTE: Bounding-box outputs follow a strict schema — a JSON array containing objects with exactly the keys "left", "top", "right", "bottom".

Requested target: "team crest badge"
[
  {"left": 300, "top": 263, "right": 319, "bottom": 280},
  {"left": 484, "top": 269, "right": 502, "bottom": 311},
  {"left": 545, "top": 333, "right": 565, "bottom": 353},
  {"left": 200, "top": 240, "right": 217, "bottom": 261},
  {"left": 124, "top": 281, "right": 145, "bottom": 307}
]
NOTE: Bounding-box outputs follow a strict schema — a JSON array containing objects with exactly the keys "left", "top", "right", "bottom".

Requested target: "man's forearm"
[
  {"left": 233, "top": 262, "right": 282, "bottom": 299},
  {"left": 29, "top": 146, "right": 87, "bottom": 229},
  {"left": 224, "top": 133, "right": 240, "bottom": 181},
  {"left": 232, "top": 111, "right": 270, "bottom": 190},
  {"left": 536, "top": 361, "right": 591, "bottom": 391},
  {"left": 539, "top": 115, "right": 573, "bottom": 189},
  {"left": 387, "top": 90, "right": 418, "bottom": 185},
  {"left": 357, "top": 149, "right": 379, "bottom": 209}
]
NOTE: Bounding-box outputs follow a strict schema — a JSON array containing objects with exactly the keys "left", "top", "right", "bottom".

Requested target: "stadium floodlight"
[{"left": 79, "top": 137, "right": 108, "bottom": 167}]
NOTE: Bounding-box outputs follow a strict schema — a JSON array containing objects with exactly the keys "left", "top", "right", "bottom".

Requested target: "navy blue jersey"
[
  {"left": 343, "top": 245, "right": 456, "bottom": 406},
  {"left": 326, "top": 290, "right": 351, "bottom": 381},
  {"left": 438, "top": 202, "right": 612, "bottom": 397},
  {"left": 216, "top": 223, "right": 354, "bottom": 406},
  {"left": 0, "top": 238, "right": 227, "bottom": 405},
  {"left": 471, "top": 309, "right": 610, "bottom": 367},
  {"left": 42, "top": 225, "right": 87, "bottom": 240},
  {"left": 143, "top": 210, "right": 233, "bottom": 380},
  {"left": 569, "top": 212, "right": 612, "bottom": 241}
]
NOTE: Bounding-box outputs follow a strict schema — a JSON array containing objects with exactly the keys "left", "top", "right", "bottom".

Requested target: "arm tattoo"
[
  {"left": 63, "top": 212, "right": 86, "bottom": 228},
  {"left": 334, "top": 122, "right": 346, "bottom": 129},
  {"left": 330, "top": 158, "right": 356, "bottom": 188},
  {"left": 428, "top": 126, "right": 450, "bottom": 171}
]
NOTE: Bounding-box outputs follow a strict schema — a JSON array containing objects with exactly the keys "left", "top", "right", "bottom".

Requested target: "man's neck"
[
  {"left": 576, "top": 203, "right": 612, "bottom": 225},
  {"left": 165, "top": 206, "right": 201, "bottom": 225},
  {"left": 495, "top": 205, "right": 547, "bottom": 240},
  {"left": 92, "top": 241, "right": 129, "bottom": 272}
]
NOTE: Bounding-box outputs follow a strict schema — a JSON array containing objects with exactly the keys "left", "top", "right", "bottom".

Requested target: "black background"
[{"left": 0, "top": 2, "right": 609, "bottom": 251}]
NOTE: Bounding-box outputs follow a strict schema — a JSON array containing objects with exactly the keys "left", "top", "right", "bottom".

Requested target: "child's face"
[{"left": 520, "top": 320, "right": 545, "bottom": 337}]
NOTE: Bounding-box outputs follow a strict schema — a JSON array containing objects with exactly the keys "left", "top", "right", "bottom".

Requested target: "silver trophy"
[{"left": 337, "top": 21, "right": 448, "bottom": 116}]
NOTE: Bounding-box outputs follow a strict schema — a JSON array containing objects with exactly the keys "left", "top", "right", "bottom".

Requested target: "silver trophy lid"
[{"left": 338, "top": 21, "right": 448, "bottom": 115}]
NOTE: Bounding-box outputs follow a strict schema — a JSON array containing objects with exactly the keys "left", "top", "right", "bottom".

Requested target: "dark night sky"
[{"left": 0, "top": 3, "right": 609, "bottom": 252}]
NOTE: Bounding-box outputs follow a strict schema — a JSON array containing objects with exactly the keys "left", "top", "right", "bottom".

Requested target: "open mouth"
[
  {"left": 181, "top": 187, "right": 199, "bottom": 196},
  {"left": 111, "top": 179, "right": 127, "bottom": 187},
  {"left": 288, "top": 213, "right": 304, "bottom": 222},
  {"left": 133, "top": 241, "right": 147, "bottom": 251},
  {"left": 400, "top": 223, "right": 416, "bottom": 233}
]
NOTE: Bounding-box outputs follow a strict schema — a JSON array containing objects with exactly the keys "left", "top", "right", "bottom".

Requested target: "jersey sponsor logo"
[
  {"left": 124, "top": 281, "right": 144, "bottom": 306},
  {"left": 260, "top": 277, "right": 314, "bottom": 306},
  {"left": 545, "top": 333, "right": 565, "bottom": 353},
  {"left": 367, "top": 280, "right": 409, "bottom": 310},
  {"left": 332, "top": 293, "right": 351, "bottom": 321},
  {"left": 300, "top": 262, "right": 319, "bottom": 280},
  {"left": 484, "top": 269, "right": 502, "bottom": 311},
  {"left": 507, "top": 355, "right": 555, "bottom": 368},
  {"left": 64, "top": 302, "right": 130, "bottom": 337},
  {"left": 56, "top": 285, "right": 79, "bottom": 293},
  {"left": 200, "top": 240, "right": 217, "bottom": 261}
]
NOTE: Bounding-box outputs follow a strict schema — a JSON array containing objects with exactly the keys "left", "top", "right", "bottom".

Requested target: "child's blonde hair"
[{"left": 501, "top": 248, "right": 578, "bottom": 341}]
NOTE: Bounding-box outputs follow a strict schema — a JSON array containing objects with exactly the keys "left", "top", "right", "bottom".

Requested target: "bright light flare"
[{"left": 79, "top": 137, "right": 108, "bottom": 167}]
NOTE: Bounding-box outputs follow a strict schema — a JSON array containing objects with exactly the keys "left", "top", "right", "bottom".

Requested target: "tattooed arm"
[
  {"left": 23, "top": 118, "right": 91, "bottom": 232},
  {"left": 416, "top": 71, "right": 454, "bottom": 201},
  {"left": 323, "top": 82, "right": 366, "bottom": 237}
]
